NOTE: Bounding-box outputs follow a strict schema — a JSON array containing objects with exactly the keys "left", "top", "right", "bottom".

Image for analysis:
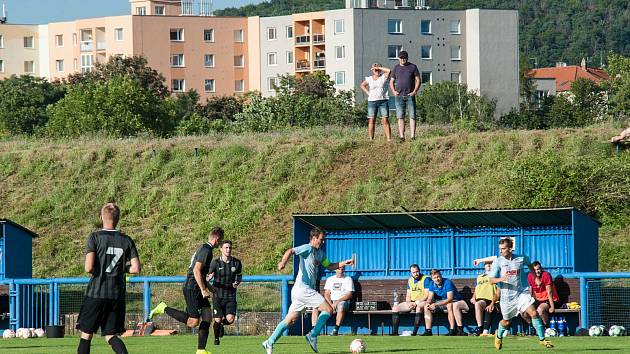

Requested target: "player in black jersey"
[
  {"left": 77, "top": 203, "right": 141, "bottom": 354},
  {"left": 207, "top": 240, "right": 242, "bottom": 345},
  {"left": 149, "top": 227, "right": 224, "bottom": 354}
]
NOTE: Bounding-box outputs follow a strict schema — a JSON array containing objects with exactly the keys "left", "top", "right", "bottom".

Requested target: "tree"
[
  {"left": 604, "top": 53, "right": 630, "bottom": 121},
  {"left": 0, "top": 75, "right": 65, "bottom": 135},
  {"left": 275, "top": 71, "right": 336, "bottom": 98},
  {"left": 570, "top": 78, "right": 605, "bottom": 126}
]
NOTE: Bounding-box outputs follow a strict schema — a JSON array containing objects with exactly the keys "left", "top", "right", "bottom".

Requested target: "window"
[
  {"left": 421, "top": 45, "right": 432, "bottom": 59},
  {"left": 234, "top": 55, "right": 244, "bottom": 67},
  {"left": 234, "top": 80, "right": 244, "bottom": 92},
  {"left": 450, "top": 46, "right": 461, "bottom": 60},
  {"left": 172, "top": 79, "right": 185, "bottom": 92},
  {"left": 56, "top": 59, "right": 64, "bottom": 72},
  {"left": 387, "top": 45, "right": 403, "bottom": 59},
  {"left": 268, "top": 77, "right": 278, "bottom": 91},
  {"left": 204, "top": 79, "right": 215, "bottom": 92},
  {"left": 267, "top": 27, "right": 277, "bottom": 40},
  {"left": 286, "top": 26, "right": 293, "bottom": 38},
  {"left": 171, "top": 54, "right": 185, "bottom": 67},
  {"left": 0, "top": 60, "right": 4, "bottom": 72},
  {"left": 267, "top": 52, "right": 277, "bottom": 66},
  {"left": 115, "top": 28, "right": 124, "bottom": 41},
  {"left": 233, "top": 29, "right": 243, "bottom": 42},
  {"left": 24, "top": 61, "right": 34, "bottom": 73},
  {"left": 421, "top": 71, "right": 432, "bottom": 85},
  {"left": 80, "top": 54, "right": 93, "bottom": 72},
  {"left": 387, "top": 19, "right": 402, "bottom": 34},
  {"left": 335, "top": 45, "right": 345, "bottom": 59},
  {"left": 420, "top": 20, "right": 431, "bottom": 34},
  {"left": 73, "top": 58, "right": 78, "bottom": 70},
  {"left": 334, "top": 19, "right": 345, "bottom": 34},
  {"left": 204, "top": 54, "right": 215, "bottom": 67},
  {"left": 155, "top": 5, "right": 165, "bottom": 15},
  {"left": 335, "top": 71, "right": 346, "bottom": 85},
  {"left": 55, "top": 34, "right": 63, "bottom": 47},
  {"left": 286, "top": 51, "right": 293, "bottom": 64},
  {"left": 449, "top": 20, "right": 461, "bottom": 34},
  {"left": 136, "top": 6, "right": 146, "bottom": 15},
  {"left": 170, "top": 28, "right": 184, "bottom": 41},
  {"left": 204, "top": 29, "right": 214, "bottom": 42},
  {"left": 24, "top": 36, "right": 34, "bottom": 48},
  {"left": 0, "top": 34, "right": 3, "bottom": 48},
  {"left": 451, "top": 72, "right": 461, "bottom": 83},
  {"left": 73, "top": 33, "right": 77, "bottom": 46}
]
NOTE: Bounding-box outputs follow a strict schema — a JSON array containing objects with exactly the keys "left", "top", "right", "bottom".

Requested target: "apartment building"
[{"left": 0, "top": 23, "right": 48, "bottom": 79}]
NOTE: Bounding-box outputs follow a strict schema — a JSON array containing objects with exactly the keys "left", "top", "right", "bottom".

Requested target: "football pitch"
[{"left": 2, "top": 335, "right": 630, "bottom": 353}]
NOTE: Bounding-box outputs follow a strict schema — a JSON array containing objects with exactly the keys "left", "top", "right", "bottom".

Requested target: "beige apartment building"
[{"left": 0, "top": 23, "right": 47, "bottom": 79}]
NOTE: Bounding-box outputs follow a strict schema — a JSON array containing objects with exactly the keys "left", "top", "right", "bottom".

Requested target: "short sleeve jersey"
[
  {"left": 324, "top": 275, "right": 354, "bottom": 301},
  {"left": 293, "top": 244, "right": 330, "bottom": 290},
  {"left": 528, "top": 271, "right": 559, "bottom": 302},
  {"left": 84, "top": 230, "right": 139, "bottom": 300},
  {"left": 429, "top": 278, "right": 462, "bottom": 301},
  {"left": 475, "top": 273, "right": 497, "bottom": 301},
  {"left": 490, "top": 253, "right": 530, "bottom": 301},
  {"left": 185, "top": 243, "right": 214, "bottom": 288},
  {"left": 208, "top": 256, "right": 243, "bottom": 299},
  {"left": 391, "top": 62, "right": 420, "bottom": 96},
  {"left": 407, "top": 275, "right": 432, "bottom": 301}
]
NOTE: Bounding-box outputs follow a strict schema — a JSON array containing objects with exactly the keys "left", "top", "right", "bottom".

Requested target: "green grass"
[
  {"left": 2, "top": 335, "right": 630, "bottom": 353},
  {"left": 1, "top": 124, "right": 630, "bottom": 276}
]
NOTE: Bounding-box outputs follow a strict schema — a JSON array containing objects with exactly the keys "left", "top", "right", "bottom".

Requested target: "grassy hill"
[{"left": 1, "top": 125, "right": 629, "bottom": 277}]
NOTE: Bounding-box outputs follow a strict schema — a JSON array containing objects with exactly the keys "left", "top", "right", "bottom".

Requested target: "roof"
[
  {"left": 529, "top": 65, "right": 610, "bottom": 92},
  {"left": 293, "top": 207, "right": 601, "bottom": 230},
  {"left": 0, "top": 219, "right": 38, "bottom": 237}
]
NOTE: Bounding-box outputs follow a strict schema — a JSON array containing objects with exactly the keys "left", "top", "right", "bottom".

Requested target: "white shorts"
[
  {"left": 500, "top": 292, "right": 534, "bottom": 320},
  {"left": 288, "top": 286, "right": 325, "bottom": 313}
]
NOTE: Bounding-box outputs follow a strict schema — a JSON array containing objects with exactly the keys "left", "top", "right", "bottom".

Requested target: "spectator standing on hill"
[
  {"left": 424, "top": 269, "right": 470, "bottom": 336},
  {"left": 361, "top": 63, "right": 392, "bottom": 142},
  {"left": 471, "top": 262, "right": 499, "bottom": 336},
  {"left": 148, "top": 227, "right": 224, "bottom": 354},
  {"left": 312, "top": 265, "right": 354, "bottom": 336},
  {"left": 262, "top": 228, "right": 354, "bottom": 354},
  {"left": 76, "top": 203, "right": 141, "bottom": 354},
  {"left": 389, "top": 50, "right": 421, "bottom": 141},
  {"left": 526, "top": 261, "right": 559, "bottom": 328},
  {"left": 390, "top": 264, "right": 431, "bottom": 336}
]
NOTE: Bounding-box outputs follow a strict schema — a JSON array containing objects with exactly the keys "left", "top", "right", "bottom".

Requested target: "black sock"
[
  {"left": 392, "top": 313, "right": 399, "bottom": 335},
  {"left": 212, "top": 321, "right": 221, "bottom": 340},
  {"left": 483, "top": 311, "right": 492, "bottom": 330},
  {"left": 165, "top": 307, "right": 189, "bottom": 324},
  {"left": 77, "top": 338, "right": 91, "bottom": 354},
  {"left": 107, "top": 336, "right": 128, "bottom": 354},
  {"left": 413, "top": 313, "right": 422, "bottom": 335},
  {"left": 425, "top": 328, "right": 432, "bottom": 334},
  {"left": 335, "top": 325, "right": 340, "bottom": 330},
  {"left": 222, "top": 318, "right": 230, "bottom": 325},
  {"left": 457, "top": 326, "right": 464, "bottom": 334},
  {"left": 197, "top": 321, "right": 210, "bottom": 349}
]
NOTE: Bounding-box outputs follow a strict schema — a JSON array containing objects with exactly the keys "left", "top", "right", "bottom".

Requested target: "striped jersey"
[
  {"left": 490, "top": 253, "right": 530, "bottom": 302},
  {"left": 84, "top": 230, "right": 139, "bottom": 300},
  {"left": 208, "top": 256, "right": 243, "bottom": 299}
]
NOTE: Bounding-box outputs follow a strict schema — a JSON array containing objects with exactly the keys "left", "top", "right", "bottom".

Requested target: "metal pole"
[
  {"left": 580, "top": 277, "right": 587, "bottom": 328},
  {"left": 143, "top": 280, "right": 151, "bottom": 321}
]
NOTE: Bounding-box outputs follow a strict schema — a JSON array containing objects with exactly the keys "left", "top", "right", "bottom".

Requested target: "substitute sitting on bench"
[{"left": 312, "top": 265, "right": 354, "bottom": 336}]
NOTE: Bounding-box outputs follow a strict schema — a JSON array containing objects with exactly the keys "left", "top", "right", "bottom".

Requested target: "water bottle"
[
  {"left": 550, "top": 316, "right": 557, "bottom": 331},
  {"left": 393, "top": 290, "right": 399, "bottom": 306},
  {"left": 558, "top": 316, "right": 566, "bottom": 336}
]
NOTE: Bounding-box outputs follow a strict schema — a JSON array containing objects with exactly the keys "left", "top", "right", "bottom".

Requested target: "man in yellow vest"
[
  {"left": 471, "top": 261, "right": 499, "bottom": 336},
  {"left": 391, "top": 264, "right": 431, "bottom": 336}
]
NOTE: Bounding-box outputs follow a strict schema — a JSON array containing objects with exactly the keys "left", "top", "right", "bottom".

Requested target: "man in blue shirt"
[
  {"left": 424, "top": 269, "right": 470, "bottom": 336},
  {"left": 389, "top": 50, "right": 421, "bottom": 141},
  {"left": 262, "top": 228, "right": 354, "bottom": 354}
]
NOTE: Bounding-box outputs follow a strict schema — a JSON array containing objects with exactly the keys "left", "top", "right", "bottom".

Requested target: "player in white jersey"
[
  {"left": 262, "top": 227, "right": 354, "bottom": 354},
  {"left": 488, "top": 238, "right": 554, "bottom": 350}
]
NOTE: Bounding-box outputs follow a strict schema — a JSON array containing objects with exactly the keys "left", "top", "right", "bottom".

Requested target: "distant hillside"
[
  {"left": 215, "top": 0, "right": 630, "bottom": 67},
  {"left": 1, "top": 125, "right": 629, "bottom": 277}
]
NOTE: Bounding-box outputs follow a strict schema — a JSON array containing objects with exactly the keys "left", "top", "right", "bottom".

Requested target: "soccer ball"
[
  {"left": 609, "top": 325, "right": 626, "bottom": 337},
  {"left": 599, "top": 325, "right": 608, "bottom": 336},
  {"left": 544, "top": 328, "right": 558, "bottom": 337},
  {"left": 349, "top": 338, "right": 365, "bottom": 353},
  {"left": 589, "top": 325, "right": 603, "bottom": 337},
  {"left": 29, "top": 328, "right": 36, "bottom": 337},
  {"left": 16, "top": 328, "right": 31, "bottom": 339},
  {"left": 2, "top": 329, "right": 16, "bottom": 339},
  {"left": 34, "top": 328, "right": 45, "bottom": 338}
]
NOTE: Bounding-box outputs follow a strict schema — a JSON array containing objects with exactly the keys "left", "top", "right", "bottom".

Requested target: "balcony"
[
  {"left": 96, "top": 41, "right": 106, "bottom": 51},
  {"left": 80, "top": 41, "right": 93, "bottom": 52},
  {"left": 312, "top": 34, "right": 325, "bottom": 44},
  {"left": 313, "top": 59, "right": 325, "bottom": 69},
  {"left": 296, "top": 60, "right": 310, "bottom": 71},
  {"left": 295, "top": 35, "right": 310, "bottom": 46}
]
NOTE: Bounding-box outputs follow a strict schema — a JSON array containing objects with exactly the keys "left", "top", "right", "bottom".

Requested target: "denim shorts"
[
  {"left": 367, "top": 99, "right": 389, "bottom": 118},
  {"left": 395, "top": 95, "right": 416, "bottom": 120}
]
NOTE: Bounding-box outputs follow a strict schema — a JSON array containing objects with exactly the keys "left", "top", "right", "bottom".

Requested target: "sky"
[{"left": 2, "top": 0, "right": 266, "bottom": 24}]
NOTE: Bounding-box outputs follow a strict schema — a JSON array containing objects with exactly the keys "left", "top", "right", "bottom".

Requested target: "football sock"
[
  {"left": 164, "top": 307, "right": 189, "bottom": 324},
  {"left": 198, "top": 321, "right": 210, "bottom": 349},
  {"left": 392, "top": 313, "right": 400, "bottom": 334},
  {"left": 483, "top": 310, "right": 492, "bottom": 330},
  {"left": 497, "top": 323, "right": 508, "bottom": 339},
  {"left": 107, "top": 336, "right": 128, "bottom": 354},
  {"left": 311, "top": 311, "right": 331, "bottom": 338},
  {"left": 532, "top": 317, "right": 546, "bottom": 340},
  {"left": 212, "top": 321, "right": 221, "bottom": 339},
  {"left": 413, "top": 313, "right": 422, "bottom": 334},
  {"left": 77, "top": 338, "right": 91, "bottom": 354},
  {"left": 268, "top": 321, "right": 289, "bottom": 345}
]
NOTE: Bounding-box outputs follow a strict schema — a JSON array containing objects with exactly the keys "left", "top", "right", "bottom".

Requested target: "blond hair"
[{"left": 101, "top": 203, "right": 120, "bottom": 227}]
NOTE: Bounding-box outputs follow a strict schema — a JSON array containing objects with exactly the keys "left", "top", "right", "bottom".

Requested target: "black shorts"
[
  {"left": 183, "top": 284, "right": 210, "bottom": 318},
  {"left": 212, "top": 296, "right": 237, "bottom": 319},
  {"left": 76, "top": 296, "right": 125, "bottom": 336}
]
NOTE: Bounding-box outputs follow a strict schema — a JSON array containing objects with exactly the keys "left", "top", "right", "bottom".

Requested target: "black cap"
[{"left": 398, "top": 50, "right": 408, "bottom": 59}]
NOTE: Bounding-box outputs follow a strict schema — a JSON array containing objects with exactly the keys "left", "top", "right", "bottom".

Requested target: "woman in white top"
[{"left": 360, "top": 63, "right": 392, "bottom": 141}]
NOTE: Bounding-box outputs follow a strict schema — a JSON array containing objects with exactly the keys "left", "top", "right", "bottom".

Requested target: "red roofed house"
[{"left": 528, "top": 59, "right": 610, "bottom": 101}]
